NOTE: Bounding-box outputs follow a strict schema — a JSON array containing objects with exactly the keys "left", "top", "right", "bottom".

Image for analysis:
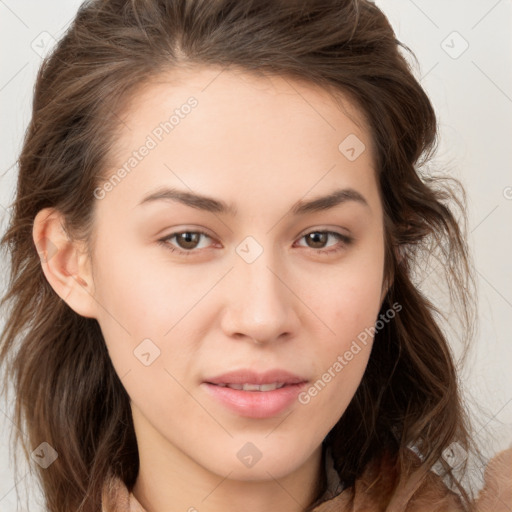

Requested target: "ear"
[{"left": 33, "top": 208, "right": 98, "bottom": 319}]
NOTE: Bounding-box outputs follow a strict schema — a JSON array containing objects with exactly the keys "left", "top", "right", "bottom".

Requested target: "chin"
[{"left": 198, "top": 441, "right": 315, "bottom": 481}]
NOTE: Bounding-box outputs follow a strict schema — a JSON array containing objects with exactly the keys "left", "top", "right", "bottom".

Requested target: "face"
[{"left": 88, "top": 66, "right": 386, "bottom": 481}]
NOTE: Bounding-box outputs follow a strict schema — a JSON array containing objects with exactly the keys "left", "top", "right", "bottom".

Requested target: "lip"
[
  {"left": 202, "top": 369, "right": 308, "bottom": 419},
  {"left": 204, "top": 369, "right": 308, "bottom": 386}
]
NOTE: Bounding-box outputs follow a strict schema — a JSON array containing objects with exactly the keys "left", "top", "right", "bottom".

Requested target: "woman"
[{"left": 1, "top": 1, "right": 510, "bottom": 511}]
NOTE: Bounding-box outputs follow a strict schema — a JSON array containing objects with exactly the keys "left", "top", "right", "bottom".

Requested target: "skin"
[{"left": 34, "top": 66, "right": 388, "bottom": 512}]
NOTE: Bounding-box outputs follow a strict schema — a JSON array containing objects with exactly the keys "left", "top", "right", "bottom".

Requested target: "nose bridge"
[{"left": 222, "top": 238, "right": 297, "bottom": 342}]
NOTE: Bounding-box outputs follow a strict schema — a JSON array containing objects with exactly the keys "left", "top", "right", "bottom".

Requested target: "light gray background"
[{"left": 1, "top": 1, "right": 511, "bottom": 510}]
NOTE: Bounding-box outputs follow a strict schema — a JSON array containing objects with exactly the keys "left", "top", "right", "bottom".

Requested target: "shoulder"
[
  {"left": 315, "top": 449, "right": 465, "bottom": 512},
  {"left": 327, "top": 446, "right": 512, "bottom": 512},
  {"left": 102, "top": 472, "right": 147, "bottom": 512},
  {"left": 474, "top": 446, "right": 512, "bottom": 512},
  {"left": 358, "top": 449, "right": 465, "bottom": 512}
]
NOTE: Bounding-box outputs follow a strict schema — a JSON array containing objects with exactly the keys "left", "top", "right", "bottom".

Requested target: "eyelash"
[{"left": 157, "top": 229, "right": 352, "bottom": 257}]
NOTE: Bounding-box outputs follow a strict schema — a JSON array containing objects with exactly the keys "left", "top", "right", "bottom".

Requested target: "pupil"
[
  {"left": 179, "top": 232, "right": 199, "bottom": 249},
  {"left": 308, "top": 232, "right": 326, "bottom": 248}
]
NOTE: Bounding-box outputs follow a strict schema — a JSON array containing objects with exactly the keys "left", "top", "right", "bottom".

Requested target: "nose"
[{"left": 220, "top": 252, "right": 300, "bottom": 346}]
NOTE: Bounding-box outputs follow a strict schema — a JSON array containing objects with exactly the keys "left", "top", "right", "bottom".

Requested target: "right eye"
[{"left": 158, "top": 230, "right": 217, "bottom": 256}]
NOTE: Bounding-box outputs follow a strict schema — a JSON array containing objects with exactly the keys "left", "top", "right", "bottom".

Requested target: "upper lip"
[{"left": 204, "top": 369, "right": 308, "bottom": 386}]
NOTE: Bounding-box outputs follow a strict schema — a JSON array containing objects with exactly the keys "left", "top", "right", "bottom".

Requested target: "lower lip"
[{"left": 202, "top": 382, "right": 307, "bottom": 419}]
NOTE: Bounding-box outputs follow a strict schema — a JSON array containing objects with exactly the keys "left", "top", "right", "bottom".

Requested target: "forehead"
[
  {"left": 115, "top": 64, "right": 374, "bottom": 156},
  {"left": 102, "top": 65, "right": 379, "bottom": 216}
]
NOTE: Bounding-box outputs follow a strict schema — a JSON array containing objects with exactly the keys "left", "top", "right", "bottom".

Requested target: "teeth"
[{"left": 222, "top": 383, "right": 286, "bottom": 391}]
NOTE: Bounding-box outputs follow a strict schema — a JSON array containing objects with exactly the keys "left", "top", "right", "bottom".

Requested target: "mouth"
[
  {"left": 204, "top": 368, "right": 308, "bottom": 387},
  {"left": 202, "top": 369, "right": 308, "bottom": 418},
  {"left": 210, "top": 382, "right": 291, "bottom": 391}
]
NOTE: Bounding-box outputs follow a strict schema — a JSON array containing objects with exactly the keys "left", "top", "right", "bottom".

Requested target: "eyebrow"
[{"left": 138, "top": 186, "right": 369, "bottom": 216}]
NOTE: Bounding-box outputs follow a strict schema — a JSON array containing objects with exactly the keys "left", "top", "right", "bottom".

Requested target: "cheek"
[
  {"left": 90, "top": 253, "right": 198, "bottom": 421},
  {"left": 88, "top": 239, "right": 165, "bottom": 374},
  {"left": 307, "top": 250, "right": 385, "bottom": 344},
  {"left": 91, "top": 238, "right": 186, "bottom": 336},
  {"left": 317, "top": 283, "right": 380, "bottom": 389},
  {"left": 298, "top": 248, "right": 385, "bottom": 416},
  {"left": 89, "top": 237, "right": 214, "bottom": 401},
  {"left": 298, "top": 286, "right": 381, "bottom": 431}
]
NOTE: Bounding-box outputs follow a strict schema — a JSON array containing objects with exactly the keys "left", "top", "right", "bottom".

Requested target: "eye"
[
  {"left": 295, "top": 230, "right": 352, "bottom": 255},
  {"left": 158, "top": 229, "right": 352, "bottom": 257},
  {"left": 157, "top": 230, "right": 215, "bottom": 256}
]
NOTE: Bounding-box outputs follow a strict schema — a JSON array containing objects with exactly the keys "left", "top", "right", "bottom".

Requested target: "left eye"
[
  {"left": 158, "top": 229, "right": 351, "bottom": 256},
  {"left": 295, "top": 231, "right": 351, "bottom": 253}
]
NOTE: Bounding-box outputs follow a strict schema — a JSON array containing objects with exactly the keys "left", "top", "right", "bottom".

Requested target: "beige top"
[{"left": 101, "top": 445, "right": 512, "bottom": 512}]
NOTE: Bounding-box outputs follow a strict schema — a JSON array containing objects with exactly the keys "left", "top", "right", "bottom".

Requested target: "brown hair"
[{"left": 0, "top": 0, "right": 477, "bottom": 510}]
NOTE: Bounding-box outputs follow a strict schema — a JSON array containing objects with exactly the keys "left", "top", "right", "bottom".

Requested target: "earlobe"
[{"left": 33, "top": 208, "right": 97, "bottom": 318}]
